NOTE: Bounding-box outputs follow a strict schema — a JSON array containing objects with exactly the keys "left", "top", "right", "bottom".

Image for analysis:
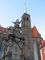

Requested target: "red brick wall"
[{"left": 41, "top": 48, "right": 45, "bottom": 60}]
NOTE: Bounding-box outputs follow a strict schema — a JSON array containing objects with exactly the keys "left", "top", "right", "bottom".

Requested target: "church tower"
[
  {"left": 21, "top": 13, "right": 34, "bottom": 60},
  {"left": 21, "top": 13, "right": 31, "bottom": 36}
]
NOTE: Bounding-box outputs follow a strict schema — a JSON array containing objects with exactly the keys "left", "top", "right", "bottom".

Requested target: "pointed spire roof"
[{"left": 32, "top": 26, "right": 41, "bottom": 38}]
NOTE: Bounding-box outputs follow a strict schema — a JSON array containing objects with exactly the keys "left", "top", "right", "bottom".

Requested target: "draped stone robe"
[{"left": 2, "top": 37, "right": 22, "bottom": 60}]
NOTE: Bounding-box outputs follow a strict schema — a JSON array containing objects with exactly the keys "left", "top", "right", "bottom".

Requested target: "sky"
[{"left": 0, "top": 0, "right": 45, "bottom": 39}]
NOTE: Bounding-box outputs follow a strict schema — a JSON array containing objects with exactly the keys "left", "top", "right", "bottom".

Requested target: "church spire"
[{"left": 24, "top": 0, "right": 27, "bottom": 13}]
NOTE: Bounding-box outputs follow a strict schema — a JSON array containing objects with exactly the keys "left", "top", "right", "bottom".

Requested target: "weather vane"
[{"left": 25, "top": 0, "right": 27, "bottom": 13}]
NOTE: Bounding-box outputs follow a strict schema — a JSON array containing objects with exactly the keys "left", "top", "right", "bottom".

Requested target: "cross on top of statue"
[{"left": 12, "top": 19, "right": 20, "bottom": 28}]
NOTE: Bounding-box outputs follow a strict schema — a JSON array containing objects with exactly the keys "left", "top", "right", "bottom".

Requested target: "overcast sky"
[{"left": 0, "top": 0, "right": 45, "bottom": 39}]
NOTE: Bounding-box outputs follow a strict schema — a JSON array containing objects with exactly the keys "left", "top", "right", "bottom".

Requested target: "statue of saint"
[{"left": 12, "top": 19, "right": 20, "bottom": 28}]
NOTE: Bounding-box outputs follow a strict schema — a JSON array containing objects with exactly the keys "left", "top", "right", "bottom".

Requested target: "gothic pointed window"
[{"left": 27, "top": 17, "right": 28, "bottom": 21}]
